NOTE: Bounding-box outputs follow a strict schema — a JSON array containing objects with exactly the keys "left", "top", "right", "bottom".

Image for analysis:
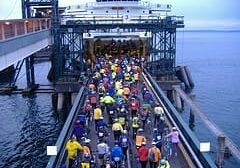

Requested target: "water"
[
  {"left": 176, "top": 31, "right": 240, "bottom": 167},
  {"left": 0, "top": 62, "right": 63, "bottom": 168}
]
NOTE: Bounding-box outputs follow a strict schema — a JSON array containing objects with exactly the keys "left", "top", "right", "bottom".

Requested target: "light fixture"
[{"left": 5, "top": 22, "right": 10, "bottom": 25}]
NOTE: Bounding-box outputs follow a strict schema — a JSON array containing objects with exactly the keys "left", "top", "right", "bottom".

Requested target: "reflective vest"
[
  {"left": 132, "top": 117, "right": 140, "bottom": 128},
  {"left": 135, "top": 135, "right": 146, "bottom": 147},
  {"left": 158, "top": 161, "right": 170, "bottom": 168}
]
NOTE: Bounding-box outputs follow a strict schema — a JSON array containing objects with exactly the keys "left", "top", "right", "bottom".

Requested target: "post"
[
  {"left": 216, "top": 135, "right": 226, "bottom": 167},
  {"left": 25, "top": 57, "right": 31, "bottom": 88},
  {"left": 189, "top": 94, "right": 196, "bottom": 129},
  {"left": 57, "top": 93, "right": 64, "bottom": 111},
  {"left": 173, "top": 86, "right": 183, "bottom": 112}
]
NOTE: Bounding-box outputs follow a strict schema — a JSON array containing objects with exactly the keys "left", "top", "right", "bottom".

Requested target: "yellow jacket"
[
  {"left": 94, "top": 108, "right": 102, "bottom": 120},
  {"left": 116, "top": 89, "right": 124, "bottom": 96},
  {"left": 66, "top": 140, "right": 83, "bottom": 159},
  {"left": 112, "top": 123, "right": 123, "bottom": 132}
]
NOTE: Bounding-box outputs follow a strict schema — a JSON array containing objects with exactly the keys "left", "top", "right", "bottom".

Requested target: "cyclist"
[
  {"left": 112, "top": 119, "right": 123, "bottom": 141},
  {"left": 154, "top": 103, "right": 164, "bottom": 126},
  {"left": 129, "top": 97, "right": 140, "bottom": 117},
  {"left": 93, "top": 105, "right": 102, "bottom": 131},
  {"left": 81, "top": 139, "right": 92, "bottom": 168},
  {"left": 132, "top": 116, "right": 140, "bottom": 139},
  {"left": 89, "top": 93, "right": 97, "bottom": 109},
  {"left": 149, "top": 141, "right": 161, "bottom": 168},
  {"left": 96, "top": 116, "right": 108, "bottom": 132},
  {"left": 111, "top": 141, "right": 124, "bottom": 167},
  {"left": 100, "top": 93, "right": 115, "bottom": 112},
  {"left": 123, "top": 84, "right": 131, "bottom": 100},
  {"left": 108, "top": 104, "right": 117, "bottom": 124},
  {"left": 97, "top": 139, "right": 110, "bottom": 168},
  {"left": 165, "top": 127, "right": 179, "bottom": 156},
  {"left": 135, "top": 128, "right": 147, "bottom": 149},
  {"left": 137, "top": 141, "right": 149, "bottom": 168},
  {"left": 143, "top": 90, "right": 154, "bottom": 105},
  {"left": 88, "top": 82, "right": 96, "bottom": 94},
  {"left": 66, "top": 135, "right": 83, "bottom": 168},
  {"left": 83, "top": 100, "right": 92, "bottom": 123},
  {"left": 119, "top": 130, "right": 130, "bottom": 160},
  {"left": 117, "top": 106, "right": 128, "bottom": 129},
  {"left": 72, "top": 120, "right": 85, "bottom": 142},
  {"left": 140, "top": 107, "right": 149, "bottom": 130},
  {"left": 158, "top": 159, "right": 170, "bottom": 168}
]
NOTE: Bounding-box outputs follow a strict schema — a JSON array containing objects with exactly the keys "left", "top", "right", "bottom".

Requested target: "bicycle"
[{"left": 162, "top": 127, "right": 172, "bottom": 159}]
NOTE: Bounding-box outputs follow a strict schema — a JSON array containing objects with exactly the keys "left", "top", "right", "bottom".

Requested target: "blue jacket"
[
  {"left": 119, "top": 135, "right": 130, "bottom": 148},
  {"left": 111, "top": 145, "right": 123, "bottom": 160},
  {"left": 96, "top": 119, "right": 107, "bottom": 128},
  {"left": 73, "top": 124, "right": 85, "bottom": 140}
]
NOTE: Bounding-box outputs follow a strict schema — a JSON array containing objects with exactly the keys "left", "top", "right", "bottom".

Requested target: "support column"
[
  {"left": 71, "top": 93, "right": 77, "bottom": 105},
  {"left": 216, "top": 135, "right": 226, "bottom": 168},
  {"left": 1, "top": 24, "right": 5, "bottom": 40},
  {"left": 30, "top": 55, "right": 35, "bottom": 85},
  {"left": 23, "top": 55, "right": 38, "bottom": 95},
  {"left": 189, "top": 94, "right": 196, "bottom": 130},
  {"left": 25, "top": 57, "right": 31, "bottom": 88},
  {"left": 57, "top": 93, "right": 64, "bottom": 111}
]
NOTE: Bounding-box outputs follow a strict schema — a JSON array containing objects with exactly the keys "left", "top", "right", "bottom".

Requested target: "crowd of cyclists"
[{"left": 63, "top": 53, "right": 180, "bottom": 168}]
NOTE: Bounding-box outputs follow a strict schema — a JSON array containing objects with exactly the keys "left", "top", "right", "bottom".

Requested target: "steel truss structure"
[
  {"left": 51, "top": 0, "right": 184, "bottom": 81},
  {"left": 22, "top": 0, "right": 52, "bottom": 18},
  {"left": 147, "top": 29, "right": 177, "bottom": 77}
]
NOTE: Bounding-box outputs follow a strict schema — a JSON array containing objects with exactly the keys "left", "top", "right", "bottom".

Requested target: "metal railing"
[
  {"left": 143, "top": 69, "right": 217, "bottom": 168},
  {"left": 46, "top": 87, "right": 87, "bottom": 168},
  {"left": 0, "top": 18, "right": 51, "bottom": 41}
]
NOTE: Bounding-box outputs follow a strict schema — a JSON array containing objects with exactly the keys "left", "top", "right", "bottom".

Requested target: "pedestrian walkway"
[{"left": 63, "top": 53, "right": 190, "bottom": 168}]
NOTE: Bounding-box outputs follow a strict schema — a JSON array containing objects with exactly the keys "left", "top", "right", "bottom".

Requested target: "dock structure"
[
  {"left": 0, "top": 0, "right": 238, "bottom": 168},
  {"left": 173, "top": 86, "right": 240, "bottom": 163}
]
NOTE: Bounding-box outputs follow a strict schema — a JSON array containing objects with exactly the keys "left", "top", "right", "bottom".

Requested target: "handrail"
[
  {"left": 143, "top": 69, "right": 217, "bottom": 168},
  {"left": 174, "top": 86, "right": 240, "bottom": 161},
  {"left": 46, "top": 87, "right": 86, "bottom": 168},
  {"left": 0, "top": 18, "right": 51, "bottom": 41}
]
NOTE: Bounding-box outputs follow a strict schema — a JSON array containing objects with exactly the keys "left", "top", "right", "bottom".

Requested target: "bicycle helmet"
[
  {"left": 85, "top": 139, "right": 91, "bottom": 144},
  {"left": 160, "top": 159, "right": 166, "bottom": 165},
  {"left": 172, "top": 127, "right": 177, "bottom": 130}
]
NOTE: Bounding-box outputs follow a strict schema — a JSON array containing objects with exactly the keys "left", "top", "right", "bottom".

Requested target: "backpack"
[
  {"left": 148, "top": 149, "right": 155, "bottom": 162},
  {"left": 121, "top": 136, "right": 128, "bottom": 147},
  {"left": 90, "top": 96, "right": 97, "bottom": 104}
]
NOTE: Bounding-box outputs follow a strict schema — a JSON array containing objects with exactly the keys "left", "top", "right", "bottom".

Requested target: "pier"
[{"left": 0, "top": 0, "right": 239, "bottom": 168}]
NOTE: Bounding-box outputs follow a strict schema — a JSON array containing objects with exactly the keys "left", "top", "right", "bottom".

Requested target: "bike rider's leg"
[{"left": 68, "top": 158, "right": 74, "bottom": 168}]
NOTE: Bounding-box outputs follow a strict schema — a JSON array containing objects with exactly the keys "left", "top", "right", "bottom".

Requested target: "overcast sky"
[{"left": 0, "top": 0, "right": 240, "bottom": 29}]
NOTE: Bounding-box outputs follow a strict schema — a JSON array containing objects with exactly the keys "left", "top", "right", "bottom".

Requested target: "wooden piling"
[
  {"left": 216, "top": 135, "right": 226, "bottom": 168},
  {"left": 189, "top": 94, "right": 196, "bottom": 129}
]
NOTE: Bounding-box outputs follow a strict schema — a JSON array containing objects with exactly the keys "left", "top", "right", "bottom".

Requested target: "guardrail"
[
  {"left": 46, "top": 87, "right": 87, "bottom": 168},
  {"left": 0, "top": 18, "right": 50, "bottom": 41},
  {"left": 143, "top": 69, "right": 217, "bottom": 168}
]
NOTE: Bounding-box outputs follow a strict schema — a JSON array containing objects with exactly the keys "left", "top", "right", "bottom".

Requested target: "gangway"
[
  {"left": 0, "top": 18, "right": 51, "bottom": 71},
  {"left": 46, "top": 69, "right": 216, "bottom": 168}
]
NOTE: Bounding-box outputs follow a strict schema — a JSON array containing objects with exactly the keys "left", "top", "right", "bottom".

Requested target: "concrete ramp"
[{"left": 0, "top": 30, "right": 51, "bottom": 71}]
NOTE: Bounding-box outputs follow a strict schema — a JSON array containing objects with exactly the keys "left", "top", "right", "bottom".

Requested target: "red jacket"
[
  {"left": 130, "top": 100, "right": 139, "bottom": 111},
  {"left": 137, "top": 146, "right": 149, "bottom": 161}
]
